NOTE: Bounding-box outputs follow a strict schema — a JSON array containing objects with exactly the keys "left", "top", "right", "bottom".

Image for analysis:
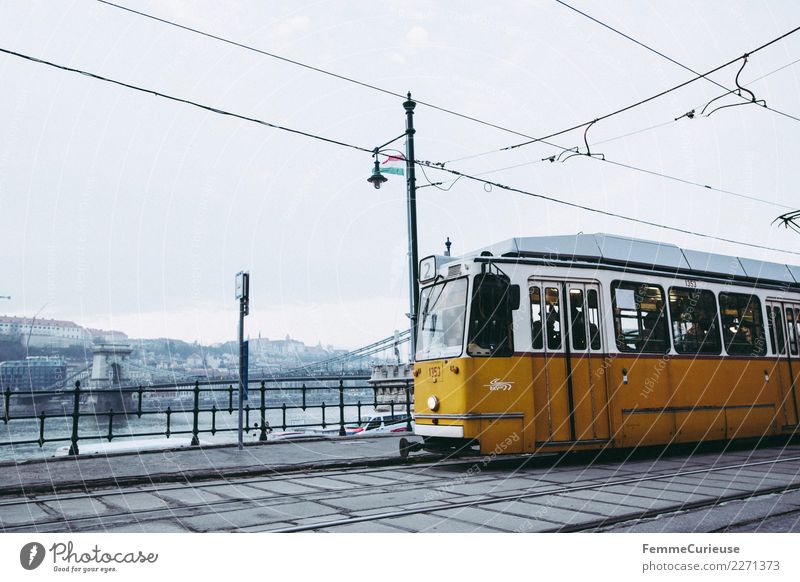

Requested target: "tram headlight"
[{"left": 427, "top": 395, "right": 439, "bottom": 412}]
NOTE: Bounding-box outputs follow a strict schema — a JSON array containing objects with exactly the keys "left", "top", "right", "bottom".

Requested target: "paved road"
[
  {"left": 2, "top": 440, "right": 800, "bottom": 533},
  {"left": 0, "top": 434, "right": 410, "bottom": 495}
]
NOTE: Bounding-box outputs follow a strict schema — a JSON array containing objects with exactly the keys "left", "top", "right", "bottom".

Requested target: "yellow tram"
[{"left": 412, "top": 233, "right": 800, "bottom": 455}]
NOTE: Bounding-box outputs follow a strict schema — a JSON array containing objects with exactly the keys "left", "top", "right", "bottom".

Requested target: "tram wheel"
[{"left": 399, "top": 437, "right": 410, "bottom": 459}]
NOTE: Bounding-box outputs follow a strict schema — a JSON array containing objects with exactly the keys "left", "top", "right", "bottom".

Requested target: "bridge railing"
[{"left": 0, "top": 375, "right": 414, "bottom": 458}]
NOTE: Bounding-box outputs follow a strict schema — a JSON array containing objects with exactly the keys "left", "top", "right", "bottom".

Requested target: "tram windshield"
[{"left": 416, "top": 277, "right": 468, "bottom": 361}]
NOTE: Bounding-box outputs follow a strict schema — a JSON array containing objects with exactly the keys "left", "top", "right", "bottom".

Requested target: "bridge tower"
[{"left": 88, "top": 343, "right": 133, "bottom": 413}]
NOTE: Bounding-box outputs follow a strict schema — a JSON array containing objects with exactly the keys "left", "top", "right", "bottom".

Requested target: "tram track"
[
  {"left": 548, "top": 481, "right": 800, "bottom": 532},
  {"left": 3, "top": 450, "right": 799, "bottom": 533},
  {"left": 262, "top": 454, "right": 800, "bottom": 532},
  {"left": 0, "top": 454, "right": 551, "bottom": 532}
]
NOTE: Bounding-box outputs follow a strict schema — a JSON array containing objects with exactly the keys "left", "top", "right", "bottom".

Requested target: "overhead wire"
[
  {"left": 451, "top": 52, "right": 800, "bottom": 159},
  {"left": 428, "top": 147, "right": 794, "bottom": 210},
  {"left": 96, "top": 0, "right": 797, "bottom": 210},
  {"left": 95, "top": 0, "right": 551, "bottom": 144},
  {"left": 591, "top": 55, "right": 800, "bottom": 147},
  {"left": 598, "top": 158, "right": 794, "bottom": 210},
  {"left": 0, "top": 47, "right": 374, "bottom": 155},
  {"left": 498, "top": 23, "right": 800, "bottom": 152},
  {"left": 2, "top": 44, "right": 796, "bottom": 257},
  {"left": 415, "top": 160, "right": 800, "bottom": 257},
  {"left": 98, "top": 0, "right": 800, "bottom": 148},
  {"left": 553, "top": 0, "right": 800, "bottom": 125},
  {"left": 418, "top": 157, "right": 550, "bottom": 190}
]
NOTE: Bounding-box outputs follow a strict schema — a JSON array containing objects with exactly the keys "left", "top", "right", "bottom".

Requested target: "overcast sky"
[{"left": 1, "top": 0, "right": 799, "bottom": 349}]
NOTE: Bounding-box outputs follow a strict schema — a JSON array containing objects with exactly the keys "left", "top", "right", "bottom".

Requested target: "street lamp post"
[
  {"left": 367, "top": 92, "right": 420, "bottom": 362},
  {"left": 403, "top": 93, "right": 419, "bottom": 360}
]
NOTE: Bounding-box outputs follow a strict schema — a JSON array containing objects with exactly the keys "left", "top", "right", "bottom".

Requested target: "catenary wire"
[
  {"left": 427, "top": 149, "right": 795, "bottom": 211},
  {"left": 94, "top": 0, "right": 552, "bottom": 144},
  {"left": 454, "top": 55, "right": 800, "bottom": 158},
  {"left": 2, "top": 45, "right": 796, "bottom": 257},
  {"left": 95, "top": 0, "right": 795, "bottom": 210},
  {"left": 0, "top": 47, "right": 374, "bottom": 155},
  {"left": 497, "top": 23, "right": 800, "bottom": 151},
  {"left": 415, "top": 160, "right": 800, "bottom": 256},
  {"left": 554, "top": 0, "right": 800, "bottom": 125},
  {"left": 599, "top": 158, "right": 794, "bottom": 210},
  {"left": 418, "top": 157, "right": 551, "bottom": 190},
  {"left": 438, "top": 135, "right": 791, "bottom": 210}
]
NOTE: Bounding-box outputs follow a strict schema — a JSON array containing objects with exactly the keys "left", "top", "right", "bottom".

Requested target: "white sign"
[
  {"left": 235, "top": 271, "right": 249, "bottom": 300},
  {"left": 419, "top": 256, "right": 436, "bottom": 282}
]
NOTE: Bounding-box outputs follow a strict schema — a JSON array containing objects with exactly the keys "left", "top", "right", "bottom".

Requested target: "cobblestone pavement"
[{"left": 2, "top": 440, "right": 800, "bottom": 533}]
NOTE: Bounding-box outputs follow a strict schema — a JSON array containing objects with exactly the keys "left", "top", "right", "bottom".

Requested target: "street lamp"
[
  {"left": 367, "top": 92, "right": 419, "bottom": 360},
  {"left": 367, "top": 151, "right": 388, "bottom": 189}
]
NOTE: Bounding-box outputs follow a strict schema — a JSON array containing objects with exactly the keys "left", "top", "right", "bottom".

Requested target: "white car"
[{"left": 346, "top": 413, "right": 413, "bottom": 436}]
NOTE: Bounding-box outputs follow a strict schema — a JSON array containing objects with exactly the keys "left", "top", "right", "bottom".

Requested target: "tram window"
[
  {"left": 416, "top": 277, "right": 468, "bottom": 361},
  {"left": 569, "top": 289, "right": 587, "bottom": 350},
  {"left": 530, "top": 286, "right": 544, "bottom": 350},
  {"left": 668, "top": 287, "right": 721, "bottom": 354},
  {"left": 611, "top": 281, "right": 670, "bottom": 353},
  {"left": 794, "top": 308, "right": 800, "bottom": 356},
  {"left": 718, "top": 293, "right": 767, "bottom": 356},
  {"left": 771, "top": 306, "right": 786, "bottom": 355},
  {"left": 545, "top": 287, "right": 561, "bottom": 350},
  {"left": 767, "top": 307, "right": 778, "bottom": 355},
  {"left": 587, "top": 289, "right": 602, "bottom": 350},
  {"left": 787, "top": 308, "right": 799, "bottom": 356},
  {"left": 467, "top": 273, "right": 514, "bottom": 357}
]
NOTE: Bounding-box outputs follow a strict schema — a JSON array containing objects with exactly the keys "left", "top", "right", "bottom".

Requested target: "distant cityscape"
[{"left": 0, "top": 314, "right": 389, "bottom": 391}]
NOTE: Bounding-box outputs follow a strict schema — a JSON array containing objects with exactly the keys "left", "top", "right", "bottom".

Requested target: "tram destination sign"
[{"left": 419, "top": 256, "right": 437, "bottom": 283}]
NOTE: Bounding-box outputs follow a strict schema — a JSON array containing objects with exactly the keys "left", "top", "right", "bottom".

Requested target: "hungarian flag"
[{"left": 381, "top": 155, "right": 405, "bottom": 176}]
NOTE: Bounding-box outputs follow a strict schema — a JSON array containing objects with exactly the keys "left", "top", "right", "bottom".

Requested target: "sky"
[{"left": 1, "top": 0, "right": 799, "bottom": 349}]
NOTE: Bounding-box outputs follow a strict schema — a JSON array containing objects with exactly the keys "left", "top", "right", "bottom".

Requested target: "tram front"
[{"left": 412, "top": 255, "right": 528, "bottom": 455}]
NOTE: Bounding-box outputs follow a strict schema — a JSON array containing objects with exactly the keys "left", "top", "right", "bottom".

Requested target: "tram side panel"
[
  {"left": 668, "top": 356, "right": 727, "bottom": 443},
  {"left": 531, "top": 353, "right": 572, "bottom": 445},
  {"left": 607, "top": 355, "right": 676, "bottom": 448}
]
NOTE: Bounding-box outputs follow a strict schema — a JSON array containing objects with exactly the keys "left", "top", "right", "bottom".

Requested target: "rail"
[{"left": 0, "top": 375, "right": 414, "bottom": 456}]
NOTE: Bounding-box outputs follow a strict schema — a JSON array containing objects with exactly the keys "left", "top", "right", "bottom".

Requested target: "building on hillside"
[
  {"left": 0, "top": 315, "right": 126, "bottom": 349},
  {"left": 0, "top": 316, "right": 90, "bottom": 348},
  {"left": 0, "top": 357, "right": 67, "bottom": 392}
]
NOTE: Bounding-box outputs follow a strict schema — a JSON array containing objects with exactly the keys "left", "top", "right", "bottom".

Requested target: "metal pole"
[
  {"left": 235, "top": 270, "right": 249, "bottom": 452},
  {"left": 67, "top": 380, "right": 81, "bottom": 456},
  {"left": 404, "top": 92, "right": 419, "bottom": 361},
  {"left": 238, "top": 297, "right": 244, "bottom": 451}
]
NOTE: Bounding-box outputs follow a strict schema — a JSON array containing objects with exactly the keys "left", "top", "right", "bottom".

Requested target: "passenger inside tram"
[
  {"left": 544, "top": 287, "right": 561, "bottom": 349},
  {"left": 546, "top": 304, "right": 560, "bottom": 348}
]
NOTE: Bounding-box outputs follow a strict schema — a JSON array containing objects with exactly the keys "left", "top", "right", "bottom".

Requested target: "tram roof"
[{"left": 473, "top": 233, "right": 800, "bottom": 286}]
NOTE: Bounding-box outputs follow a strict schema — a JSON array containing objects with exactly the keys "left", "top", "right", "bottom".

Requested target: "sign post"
[{"left": 235, "top": 271, "right": 250, "bottom": 451}]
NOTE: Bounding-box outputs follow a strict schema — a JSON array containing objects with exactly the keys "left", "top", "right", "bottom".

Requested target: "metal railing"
[{"left": 0, "top": 375, "right": 414, "bottom": 457}]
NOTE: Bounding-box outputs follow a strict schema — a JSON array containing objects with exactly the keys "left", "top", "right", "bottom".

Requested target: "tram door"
[
  {"left": 766, "top": 300, "right": 800, "bottom": 431},
  {"left": 530, "top": 280, "right": 610, "bottom": 444}
]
